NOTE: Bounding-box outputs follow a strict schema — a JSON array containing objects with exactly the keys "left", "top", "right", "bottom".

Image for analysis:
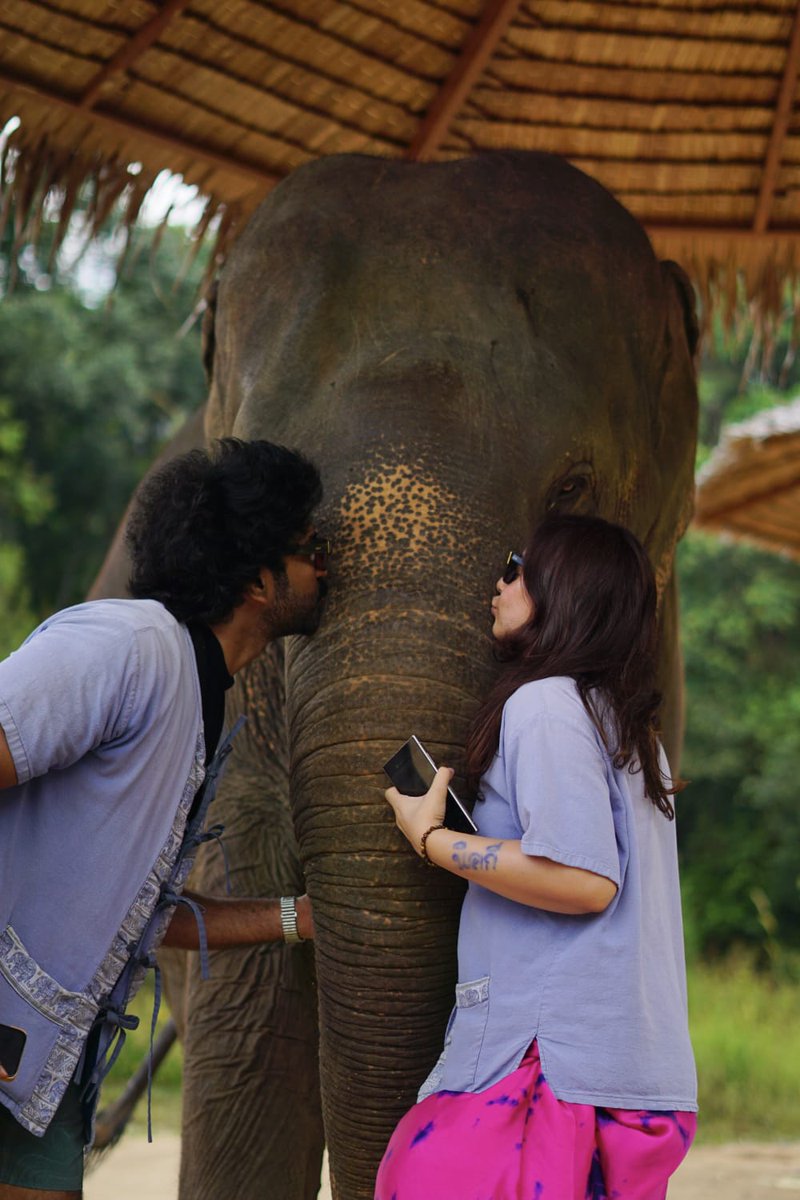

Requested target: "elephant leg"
[{"left": 177, "top": 646, "right": 324, "bottom": 1200}]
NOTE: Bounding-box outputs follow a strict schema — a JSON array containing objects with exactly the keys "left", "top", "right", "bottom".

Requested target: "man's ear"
[{"left": 246, "top": 571, "right": 273, "bottom": 602}]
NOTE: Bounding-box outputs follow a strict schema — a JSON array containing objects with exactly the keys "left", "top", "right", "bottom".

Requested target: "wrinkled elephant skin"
[{"left": 175, "top": 152, "right": 697, "bottom": 1200}]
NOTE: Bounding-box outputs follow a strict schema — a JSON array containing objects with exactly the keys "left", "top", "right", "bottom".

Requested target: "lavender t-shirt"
[
  {"left": 0, "top": 599, "right": 204, "bottom": 991},
  {"left": 420, "top": 676, "right": 697, "bottom": 1112}
]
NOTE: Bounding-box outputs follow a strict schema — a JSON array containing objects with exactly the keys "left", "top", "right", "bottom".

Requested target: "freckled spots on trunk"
[{"left": 336, "top": 462, "right": 460, "bottom": 578}]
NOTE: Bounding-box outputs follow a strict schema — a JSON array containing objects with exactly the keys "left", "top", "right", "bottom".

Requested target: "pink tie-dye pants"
[{"left": 375, "top": 1041, "right": 696, "bottom": 1200}]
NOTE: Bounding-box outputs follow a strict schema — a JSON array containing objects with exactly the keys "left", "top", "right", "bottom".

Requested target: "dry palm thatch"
[
  {"left": 3, "top": 0, "right": 800, "bottom": 319},
  {"left": 694, "top": 396, "right": 800, "bottom": 559}
]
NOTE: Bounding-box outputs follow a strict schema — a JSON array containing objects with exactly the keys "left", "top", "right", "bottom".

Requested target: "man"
[{"left": 0, "top": 437, "right": 327, "bottom": 1198}]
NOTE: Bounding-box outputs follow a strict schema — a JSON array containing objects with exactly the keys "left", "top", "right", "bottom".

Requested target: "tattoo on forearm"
[{"left": 452, "top": 840, "right": 502, "bottom": 871}]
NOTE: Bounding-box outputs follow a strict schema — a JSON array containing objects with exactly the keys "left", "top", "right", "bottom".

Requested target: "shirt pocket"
[
  {"left": 418, "top": 975, "right": 491, "bottom": 1099},
  {"left": 0, "top": 925, "right": 91, "bottom": 1117}
]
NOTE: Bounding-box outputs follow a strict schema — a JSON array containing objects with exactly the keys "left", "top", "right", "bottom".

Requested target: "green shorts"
[{"left": 0, "top": 1081, "right": 85, "bottom": 1192}]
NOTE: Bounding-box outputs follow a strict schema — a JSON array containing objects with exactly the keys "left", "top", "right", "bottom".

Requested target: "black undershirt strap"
[{"left": 186, "top": 622, "right": 234, "bottom": 767}]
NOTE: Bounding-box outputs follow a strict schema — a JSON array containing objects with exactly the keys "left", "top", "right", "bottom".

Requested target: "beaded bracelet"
[{"left": 420, "top": 822, "right": 446, "bottom": 866}]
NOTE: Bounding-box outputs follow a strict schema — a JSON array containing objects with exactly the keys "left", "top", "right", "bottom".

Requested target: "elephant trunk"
[{"left": 285, "top": 611, "right": 492, "bottom": 1199}]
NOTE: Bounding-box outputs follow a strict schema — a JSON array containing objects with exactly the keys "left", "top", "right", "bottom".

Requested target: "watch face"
[{"left": 0, "top": 1025, "right": 26, "bottom": 1081}]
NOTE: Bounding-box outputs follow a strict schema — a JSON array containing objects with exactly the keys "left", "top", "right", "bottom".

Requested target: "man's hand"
[
  {"left": 0, "top": 726, "right": 18, "bottom": 789},
  {"left": 294, "top": 893, "right": 314, "bottom": 941},
  {"left": 162, "top": 892, "right": 314, "bottom": 949}
]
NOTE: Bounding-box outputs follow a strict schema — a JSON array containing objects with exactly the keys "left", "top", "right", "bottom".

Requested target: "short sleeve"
[
  {"left": 505, "top": 710, "right": 620, "bottom": 886},
  {"left": 0, "top": 608, "right": 139, "bottom": 784}
]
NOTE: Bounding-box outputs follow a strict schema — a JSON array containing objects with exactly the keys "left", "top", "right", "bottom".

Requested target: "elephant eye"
[{"left": 545, "top": 466, "right": 596, "bottom": 512}]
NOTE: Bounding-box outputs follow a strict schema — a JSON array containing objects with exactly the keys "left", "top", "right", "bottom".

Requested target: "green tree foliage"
[
  {"left": 678, "top": 534, "right": 800, "bottom": 957},
  {"left": 678, "top": 322, "right": 800, "bottom": 962},
  {"left": 0, "top": 220, "right": 207, "bottom": 649},
  {"left": 0, "top": 396, "right": 54, "bottom": 652}
]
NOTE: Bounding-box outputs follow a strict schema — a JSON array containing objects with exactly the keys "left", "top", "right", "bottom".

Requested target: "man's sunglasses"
[
  {"left": 286, "top": 538, "right": 330, "bottom": 573},
  {"left": 502, "top": 551, "right": 524, "bottom": 585}
]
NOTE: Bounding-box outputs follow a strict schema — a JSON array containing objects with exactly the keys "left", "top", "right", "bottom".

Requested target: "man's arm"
[
  {"left": 161, "top": 891, "right": 314, "bottom": 948},
  {"left": 0, "top": 726, "right": 17, "bottom": 789},
  {"left": 0, "top": 712, "right": 314, "bottom": 945}
]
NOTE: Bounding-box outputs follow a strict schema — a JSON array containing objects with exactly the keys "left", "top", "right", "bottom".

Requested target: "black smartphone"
[
  {"left": 383, "top": 736, "right": 478, "bottom": 835},
  {"left": 0, "top": 1025, "right": 26, "bottom": 1082}
]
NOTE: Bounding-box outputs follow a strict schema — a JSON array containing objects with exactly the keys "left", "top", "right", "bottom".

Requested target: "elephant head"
[{"left": 181, "top": 151, "right": 698, "bottom": 1199}]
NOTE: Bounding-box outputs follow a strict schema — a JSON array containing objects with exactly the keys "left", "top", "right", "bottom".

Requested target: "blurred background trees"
[
  {"left": 0, "top": 218, "right": 207, "bottom": 649},
  {"left": 678, "top": 322, "right": 800, "bottom": 967},
  {"left": 1, "top": 220, "right": 799, "bottom": 967}
]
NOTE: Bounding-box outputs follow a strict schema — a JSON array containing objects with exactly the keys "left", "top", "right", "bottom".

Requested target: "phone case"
[
  {"left": 383, "top": 737, "right": 477, "bottom": 834},
  {"left": 0, "top": 1024, "right": 26, "bottom": 1081}
]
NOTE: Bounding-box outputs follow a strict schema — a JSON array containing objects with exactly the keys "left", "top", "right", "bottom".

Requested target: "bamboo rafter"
[
  {"left": 407, "top": 0, "right": 525, "bottom": 161},
  {"left": 753, "top": 0, "right": 800, "bottom": 235},
  {"left": 78, "top": 0, "right": 194, "bottom": 112}
]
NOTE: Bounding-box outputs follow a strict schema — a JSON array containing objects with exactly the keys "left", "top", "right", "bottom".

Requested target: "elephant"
[{"left": 92, "top": 150, "right": 698, "bottom": 1200}]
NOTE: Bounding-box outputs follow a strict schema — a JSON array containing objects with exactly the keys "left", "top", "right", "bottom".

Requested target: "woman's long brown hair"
[{"left": 465, "top": 514, "right": 682, "bottom": 818}]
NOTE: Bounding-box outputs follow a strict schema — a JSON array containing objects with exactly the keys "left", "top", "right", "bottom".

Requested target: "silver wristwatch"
[{"left": 280, "top": 895, "right": 302, "bottom": 944}]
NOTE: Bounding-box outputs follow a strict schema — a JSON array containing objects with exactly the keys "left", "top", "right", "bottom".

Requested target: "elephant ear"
[
  {"left": 641, "top": 257, "right": 699, "bottom": 595},
  {"left": 201, "top": 279, "right": 219, "bottom": 385},
  {"left": 660, "top": 260, "right": 700, "bottom": 363},
  {"left": 646, "top": 261, "right": 700, "bottom": 769}
]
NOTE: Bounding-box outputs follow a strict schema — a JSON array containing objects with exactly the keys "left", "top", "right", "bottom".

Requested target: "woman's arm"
[{"left": 386, "top": 768, "right": 617, "bottom": 916}]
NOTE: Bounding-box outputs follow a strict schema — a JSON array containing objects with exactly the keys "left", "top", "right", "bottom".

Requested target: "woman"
[{"left": 377, "top": 513, "right": 697, "bottom": 1200}]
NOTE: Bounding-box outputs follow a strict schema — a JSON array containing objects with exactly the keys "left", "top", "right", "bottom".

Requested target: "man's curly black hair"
[{"left": 126, "top": 438, "right": 323, "bottom": 625}]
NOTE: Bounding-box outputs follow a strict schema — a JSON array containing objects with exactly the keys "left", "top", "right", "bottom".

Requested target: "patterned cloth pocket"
[
  {"left": 418, "top": 975, "right": 491, "bottom": 1100},
  {"left": 0, "top": 927, "right": 89, "bottom": 1131}
]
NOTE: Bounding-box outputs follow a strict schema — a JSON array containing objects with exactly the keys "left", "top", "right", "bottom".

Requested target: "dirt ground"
[{"left": 84, "top": 1137, "right": 800, "bottom": 1199}]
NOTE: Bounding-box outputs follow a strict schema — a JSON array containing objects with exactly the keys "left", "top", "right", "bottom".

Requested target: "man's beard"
[{"left": 267, "top": 575, "right": 327, "bottom": 638}]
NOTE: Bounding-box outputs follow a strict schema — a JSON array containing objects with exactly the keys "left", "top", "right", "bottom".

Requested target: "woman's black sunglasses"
[
  {"left": 286, "top": 538, "right": 330, "bottom": 573},
  {"left": 502, "top": 551, "right": 524, "bottom": 585}
]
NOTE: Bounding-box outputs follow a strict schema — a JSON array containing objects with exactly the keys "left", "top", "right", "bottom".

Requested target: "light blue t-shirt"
[
  {"left": 420, "top": 676, "right": 697, "bottom": 1112},
  {"left": 0, "top": 598, "right": 213, "bottom": 1136},
  {"left": 0, "top": 599, "right": 204, "bottom": 990}
]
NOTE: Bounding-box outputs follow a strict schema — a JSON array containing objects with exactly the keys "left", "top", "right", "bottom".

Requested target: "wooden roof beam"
[
  {"left": 79, "top": 0, "right": 194, "bottom": 111},
  {"left": 647, "top": 224, "right": 800, "bottom": 241},
  {"left": 407, "top": 0, "right": 524, "bottom": 162},
  {"left": 753, "top": 0, "right": 800, "bottom": 235},
  {"left": 0, "top": 69, "right": 277, "bottom": 191}
]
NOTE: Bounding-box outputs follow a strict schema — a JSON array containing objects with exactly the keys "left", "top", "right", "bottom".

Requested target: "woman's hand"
[{"left": 385, "top": 766, "right": 453, "bottom": 856}]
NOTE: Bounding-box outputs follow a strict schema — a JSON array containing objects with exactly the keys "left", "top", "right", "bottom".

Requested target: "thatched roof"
[
  {"left": 4, "top": 0, "right": 800, "bottom": 314},
  {"left": 694, "top": 397, "right": 800, "bottom": 559}
]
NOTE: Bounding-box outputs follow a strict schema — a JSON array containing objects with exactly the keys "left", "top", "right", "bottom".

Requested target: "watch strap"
[{"left": 280, "top": 895, "right": 302, "bottom": 944}]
